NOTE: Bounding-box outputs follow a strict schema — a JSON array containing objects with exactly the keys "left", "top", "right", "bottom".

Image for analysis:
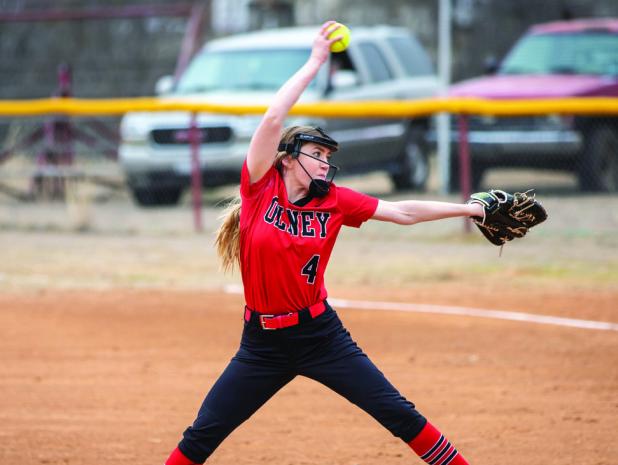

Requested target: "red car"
[{"left": 448, "top": 18, "right": 618, "bottom": 192}]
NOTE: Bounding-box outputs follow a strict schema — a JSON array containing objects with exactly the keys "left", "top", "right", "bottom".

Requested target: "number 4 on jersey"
[{"left": 301, "top": 254, "right": 320, "bottom": 284}]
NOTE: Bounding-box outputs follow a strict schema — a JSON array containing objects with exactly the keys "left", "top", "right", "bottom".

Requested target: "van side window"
[
  {"left": 357, "top": 42, "right": 394, "bottom": 82},
  {"left": 330, "top": 50, "right": 356, "bottom": 73},
  {"left": 387, "top": 36, "right": 434, "bottom": 76}
]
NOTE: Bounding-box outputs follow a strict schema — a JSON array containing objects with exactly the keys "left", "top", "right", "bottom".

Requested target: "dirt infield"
[
  {"left": 1, "top": 286, "right": 616, "bottom": 465},
  {"left": 1, "top": 186, "right": 617, "bottom": 465}
]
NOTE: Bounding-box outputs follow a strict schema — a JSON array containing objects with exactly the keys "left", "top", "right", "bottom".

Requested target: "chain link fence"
[
  {"left": 0, "top": 109, "right": 616, "bottom": 233},
  {"left": 0, "top": 116, "right": 121, "bottom": 196},
  {"left": 447, "top": 114, "right": 618, "bottom": 194},
  {"left": 0, "top": 116, "right": 125, "bottom": 231}
]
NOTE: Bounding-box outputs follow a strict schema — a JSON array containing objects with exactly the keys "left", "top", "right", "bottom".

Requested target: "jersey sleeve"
[
  {"left": 240, "top": 159, "right": 276, "bottom": 199},
  {"left": 336, "top": 186, "right": 379, "bottom": 228}
]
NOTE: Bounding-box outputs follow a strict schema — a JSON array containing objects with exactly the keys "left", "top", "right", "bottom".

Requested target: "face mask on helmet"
[{"left": 277, "top": 128, "right": 340, "bottom": 197}]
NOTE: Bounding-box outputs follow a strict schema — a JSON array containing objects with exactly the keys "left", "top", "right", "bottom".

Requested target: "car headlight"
[{"left": 120, "top": 116, "right": 149, "bottom": 143}]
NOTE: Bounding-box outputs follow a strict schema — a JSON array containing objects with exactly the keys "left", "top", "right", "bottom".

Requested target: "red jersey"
[{"left": 239, "top": 161, "right": 378, "bottom": 314}]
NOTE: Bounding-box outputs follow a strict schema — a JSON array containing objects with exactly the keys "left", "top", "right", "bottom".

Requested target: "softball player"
[{"left": 165, "top": 21, "right": 482, "bottom": 465}]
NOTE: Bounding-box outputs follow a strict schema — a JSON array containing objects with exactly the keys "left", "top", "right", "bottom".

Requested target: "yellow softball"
[{"left": 326, "top": 23, "right": 351, "bottom": 53}]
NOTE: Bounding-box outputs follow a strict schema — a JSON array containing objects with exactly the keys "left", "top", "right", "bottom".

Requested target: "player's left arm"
[{"left": 371, "top": 199, "right": 483, "bottom": 225}]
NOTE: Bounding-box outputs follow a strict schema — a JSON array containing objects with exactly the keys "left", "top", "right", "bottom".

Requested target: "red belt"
[{"left": 244, "top": 301, "right": 328, "bottom": 330}]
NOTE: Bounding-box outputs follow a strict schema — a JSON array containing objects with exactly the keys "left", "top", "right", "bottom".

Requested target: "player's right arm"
[{"left": 245, "top": 21, "right": 342, "bottom": 184}]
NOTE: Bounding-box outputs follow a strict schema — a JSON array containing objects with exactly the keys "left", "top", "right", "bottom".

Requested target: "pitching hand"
[{"left": 310, "top": 21, "right": 344, "bottom": 65}]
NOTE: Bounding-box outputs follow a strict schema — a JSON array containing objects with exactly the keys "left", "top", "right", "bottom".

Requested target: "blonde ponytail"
[{"left": 215, "top": 195, "right": 242, "bottom": 272}]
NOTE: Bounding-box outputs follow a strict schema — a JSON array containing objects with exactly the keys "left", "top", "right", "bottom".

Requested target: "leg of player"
[
  {"left": 407, "top": 421, "right": 470, "bottom": 465},
  {"left": 297, "top": 314, "right": 470, "bottom": 465},
  {"left": 164, "top": 324, "right": 296, "bottom": 465},
  {"left": 304, "top": 354, "right": 470, "bottom": 465}
]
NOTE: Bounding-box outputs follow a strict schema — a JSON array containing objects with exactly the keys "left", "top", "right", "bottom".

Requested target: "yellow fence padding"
[{"left": 0, "top": 96, "right": 617, "bottom": 117}]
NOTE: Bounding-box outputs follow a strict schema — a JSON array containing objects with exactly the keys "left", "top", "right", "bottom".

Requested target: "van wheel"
[
  {"left": 391, "top": 128, "right": 429, "bottom": 191},
  {"left": 131, "top": 187, "right": 183, "bottom": 207},
  {"left": 578, "top": 127, "right": 618, "bottom": 192}
]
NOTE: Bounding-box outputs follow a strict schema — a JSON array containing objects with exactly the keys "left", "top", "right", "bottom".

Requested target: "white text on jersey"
[{"left": 263, "top": 196, "right": 330, "bottom": 238}]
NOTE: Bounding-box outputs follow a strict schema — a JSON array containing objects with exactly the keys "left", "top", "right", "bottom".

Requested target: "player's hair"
[
  {"left": 274, "top": 126, "right": 329, "bottom": 170},
  {"left": 215, "top": 195, "right": 242, "bottom": 272},
  {"left": 215, "top": 126, "right": 330, "bottom": 272}
]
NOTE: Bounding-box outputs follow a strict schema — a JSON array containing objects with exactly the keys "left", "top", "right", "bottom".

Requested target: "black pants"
[{"left": 178, "top": 302, "right": 426, "bottom": 464}]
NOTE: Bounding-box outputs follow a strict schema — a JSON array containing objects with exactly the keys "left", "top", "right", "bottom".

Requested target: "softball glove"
[{"left": 467, "top": 189, "right": 547, "bottom": 246}]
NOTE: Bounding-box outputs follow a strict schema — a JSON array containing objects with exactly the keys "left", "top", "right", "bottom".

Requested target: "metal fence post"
[
  {"left": 458, "top": 114, "right": 472, "bottom": 233},
  {"left": 189, "top": 112, "right": 203, "bottom": 232}
]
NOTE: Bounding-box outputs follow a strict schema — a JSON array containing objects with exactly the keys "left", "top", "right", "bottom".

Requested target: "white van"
[{"left": 119, "top": 25, "right": 438, "bottom": 206}]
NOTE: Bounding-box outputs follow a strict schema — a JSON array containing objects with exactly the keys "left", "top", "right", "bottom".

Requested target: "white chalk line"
[{"left": 222, "top": 284, "right": 618, "bottom": 332}]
